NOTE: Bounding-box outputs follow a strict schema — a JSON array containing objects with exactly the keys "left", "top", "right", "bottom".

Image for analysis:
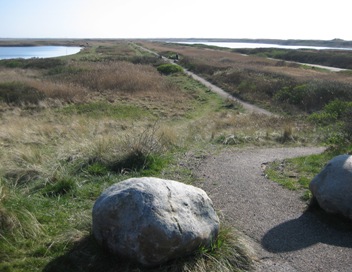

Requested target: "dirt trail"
[
  {"left": 195, "top": 147, "right": 352, "bottom": 272},
  {"left": 137, "top": 44, "right": 274, "bottom": 116},
  {"left": 182, "top": 70, "right": 274, "bottom": 116},
  {"left": 268, "top": 57, "right": 348, "bottom": 72},
  {"left": 138, "top": 44, "right": 352, "bottom": 270}
]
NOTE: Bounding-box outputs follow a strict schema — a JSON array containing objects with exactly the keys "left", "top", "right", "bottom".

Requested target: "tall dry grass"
[
  {"left": 0, "top": 68, "right": 86, "bottom": 104},
  {"left": 140, "top": 41, "right": 352, "bottom": 113},
  {"left": 140, "top": 41, "right": 352, "bottom": 83},
  {"left": 0, "top": 58, "right": 184, "bottom": 107},
  {"left": 0, "top": 41, "right": 257, "bottom": 271},
  {"left": 184, "top": 109, "right": 316, "bottom": 146},
  {"left": 0, "top": 110, "right": 182, "bottom": 185},
  {"left": 68, "top": 61, "right": 176, "bottom": 93},
  {"left": 27, "top": 80, "right": 87, "bottom": 103}
]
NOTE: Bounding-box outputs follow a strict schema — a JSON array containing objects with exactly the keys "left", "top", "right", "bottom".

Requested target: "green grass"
[
  {"left": 3, "top": 39, "right": 352, "bottom": 271},
  {"left": 157, "top": 63, "right": 183, "bottom": 75},
  {"left": 1, "top": 146, "right": 252, "bottom": 271},
  {"left": 0, "top": 41, "right": 253, "bottom": 270},
  {"left": 265, "top": 146, "right": 351, "bottom": 200}
]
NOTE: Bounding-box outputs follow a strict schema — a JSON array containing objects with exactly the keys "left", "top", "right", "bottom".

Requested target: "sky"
[{"left": 0, "top": 0, "right": 351, "bottom": 40}]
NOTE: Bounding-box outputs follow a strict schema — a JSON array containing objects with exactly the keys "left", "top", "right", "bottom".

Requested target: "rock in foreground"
[
  {"left": 309, "top": 154, "right": 352, "bottom": 220},
  {"left": 92, "top": 177, "right": 219, "bottom": 267}
]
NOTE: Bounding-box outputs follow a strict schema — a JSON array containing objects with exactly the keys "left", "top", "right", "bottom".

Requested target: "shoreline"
[{"left": 1, "top": 37, "right": 352, "bottom": 48}]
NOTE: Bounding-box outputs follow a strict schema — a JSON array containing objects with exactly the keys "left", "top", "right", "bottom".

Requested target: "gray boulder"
[
  {"left": 309, "top": 154, "right": 352, "bottom": 219},
  {"left": 92, "top": 177, "right": 219, "bottom": 267}
]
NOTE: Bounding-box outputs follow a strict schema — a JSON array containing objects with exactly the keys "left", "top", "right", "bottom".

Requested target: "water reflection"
[{"left": 0, "top": 46, "right": 82, "bottom": 60}]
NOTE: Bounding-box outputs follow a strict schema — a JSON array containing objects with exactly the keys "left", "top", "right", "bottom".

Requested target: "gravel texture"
[{"left": 194, "top": 147, "right": 352, "bottom": 272}]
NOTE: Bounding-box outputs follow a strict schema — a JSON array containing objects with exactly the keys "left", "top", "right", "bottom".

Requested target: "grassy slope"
[
  {"left": 139, "top": 41, "right": 352, "bottom": 197},
  {"left": 0, "top": 40, "right": 351, "bottom": 271},
  {"left": 0, "top": 41, "right": 257, "bottom": 271}
]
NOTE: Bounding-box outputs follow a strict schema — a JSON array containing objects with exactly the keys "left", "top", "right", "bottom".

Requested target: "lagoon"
[
  {"left": 178, "top": 41, "right": 352, "bottom": 51},
  {"left": 0, "top": 46, "right": 82, "bottom": 60}
]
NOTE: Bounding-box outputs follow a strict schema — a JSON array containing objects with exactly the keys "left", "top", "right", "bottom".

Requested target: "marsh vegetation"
[{"left": 0, "top": 40, "right": 351, "bottom": 271}]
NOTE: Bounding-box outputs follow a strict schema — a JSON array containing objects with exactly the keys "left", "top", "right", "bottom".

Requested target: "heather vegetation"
[
  {"left": 233, "top": 48, "right": 352, "bottom": 70},
  {"left": 180, "top": 51, "right": 352, "bottom": 114},
  {"left": 139, "top": 40, "right": 352, "bottom": 195},
  {"left": 0, "top": 40, "right": 351, "bottom": 271}
]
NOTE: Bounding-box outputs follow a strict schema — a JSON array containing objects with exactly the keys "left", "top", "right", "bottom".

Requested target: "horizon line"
[{"left": 0, "top": 37, "right": 351, "bottom": 42}]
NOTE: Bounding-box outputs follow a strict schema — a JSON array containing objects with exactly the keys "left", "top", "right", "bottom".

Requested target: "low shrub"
[
  {"left": 274, "top": 81, "right": 352, "bottom": 112},
  {"left": 130, "top": 55, "right": 164, "bottom": 65},
  {"left": 24, "top": 58, "right": 65, "bottom": 69},
  {"left": 0, "top": 58, "right": 65, "bottom": 70},
  {"left": 209, "top": 67, "right": 298, "bottom": 106},
  {"left": 323, "top": 99, "right": 352, "bottom": 119},
  {"left": 309, "top": 99, "right": 352, "bottom": 143},
  {"left": 309, "top": 99, "right": 352, "bottom": 125},
  {"left": 180, "top": 56, "right": 222, "bottom": 75},
  {"left": 232, "top": 48, "right": 352, "bottom": 70},
  {"left": 343, "top": 108, "right": 352, "bottom": 138},
  {"left": 157, "top": 63, "right": 183, "bottom": 75},
  {"left": 0, "top": 82, "right": 45, "bottom": 105},
  {"left": 0, "top": 59, "right": 24, "bottom": 68}
]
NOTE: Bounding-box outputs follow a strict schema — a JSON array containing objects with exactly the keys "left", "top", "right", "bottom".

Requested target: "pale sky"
[{"left": 0, "top": 0, "right": 351, "bottom": 40}]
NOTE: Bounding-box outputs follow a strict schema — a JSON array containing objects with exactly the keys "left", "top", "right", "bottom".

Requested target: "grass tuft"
[
  {"left": 264, "top": 147, "right": 351, "bottom": 200},
  {"left": 43, "top": 177, "right": 77, "bottom": 197},
  {"left": 43, "top": 225, "right": 252, "bottom": 272},
  {"left": 0, "top": 180, "right": 44, "bottom": 240}
]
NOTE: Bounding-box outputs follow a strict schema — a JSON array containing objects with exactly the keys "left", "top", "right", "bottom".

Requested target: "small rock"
[{"left": 92, "top": 177, "right": 219, "bottom": 267}]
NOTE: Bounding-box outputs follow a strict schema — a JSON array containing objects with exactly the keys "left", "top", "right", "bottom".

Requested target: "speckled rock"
[
  {"left": 310, "top": 154, "right": 352, "bottom": 219},
  {"left": 92, "top": 177, "right": 219, "bottom": 267}
]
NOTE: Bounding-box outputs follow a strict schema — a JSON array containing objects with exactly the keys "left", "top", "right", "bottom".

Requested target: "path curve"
[{"left": 194, "top": 147, "right": 352, "bottom": 272}]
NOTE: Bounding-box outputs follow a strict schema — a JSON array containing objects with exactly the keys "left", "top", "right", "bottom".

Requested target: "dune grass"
[
  {"left": 139, "top": 41, "right": 352, "bottom": 114},
  {"left": 0, "top": 40, "right": 260, "bottom": 271},
  {"left": 0, "top": 39, "right": 348, "bottom": 271}
]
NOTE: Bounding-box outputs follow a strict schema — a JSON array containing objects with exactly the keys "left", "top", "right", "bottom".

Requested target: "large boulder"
[
  {"left": 309, "top": 154, "right": 352, "bottom": 220},
  {"left": 92, "top": 177, "right": 219, "bottom": 267}
]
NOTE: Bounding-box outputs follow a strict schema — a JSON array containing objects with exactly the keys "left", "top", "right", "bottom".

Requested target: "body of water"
[
  {"left": 0, "top": 46, "right": 82, "bottom": 60},
  {"left": 178, "top": 41, "right": 352, "bottom": 50}
]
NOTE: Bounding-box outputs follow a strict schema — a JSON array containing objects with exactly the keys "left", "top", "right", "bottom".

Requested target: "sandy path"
[
  {"left": 182, "top": 70, "right": 274, "bottom": 116},
  {"left": 138, "top": 43, "right": 352, "bottom": 270},
  {"left": 194, "top": 147, "right": 352, "bottom": 272},
  {"left": 136, "top": 44, "right": 273, "bottom": 116}
]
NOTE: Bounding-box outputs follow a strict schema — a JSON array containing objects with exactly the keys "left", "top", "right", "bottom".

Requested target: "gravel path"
[{"left": 194, "top": 147, "right": 352, "bottom": 272}]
